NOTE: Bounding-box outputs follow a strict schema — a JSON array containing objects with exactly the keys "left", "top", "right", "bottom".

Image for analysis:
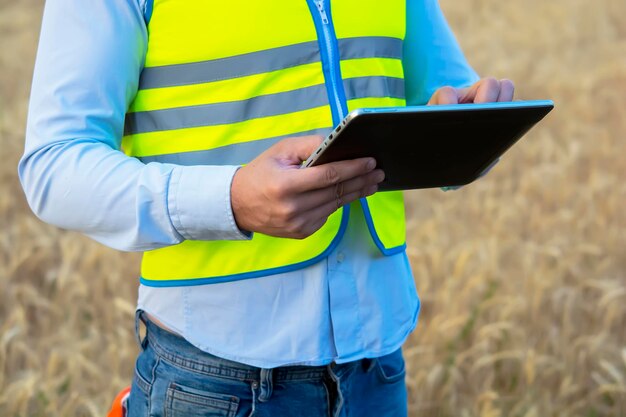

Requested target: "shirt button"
[{"left": 336, "top": 252, "right": 345, "bottom": 263}]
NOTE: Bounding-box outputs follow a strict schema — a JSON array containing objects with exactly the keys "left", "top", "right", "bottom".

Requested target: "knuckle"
[
  {"left": 433, "top": 86, "right": 458, "bottom": 104},
  {"left": 286, "top": 220, "right": 310, "bottom": 239},
  {"left": 268, "top": 179, "right": 288, "bottom": 199},
  {"left": 278, "top": 136, "right": 297, "bottom": 147},
  {"left": 435, "top": 86, "right": 455, "bottom": 99},
  {"left": 482, "top": 77, "right": 499, "bottom": 89},
  {"left": 440, "top": 85, "right": 456, "bottom": 94},
  {"left": 286, "top": 218, "right": 304, "bottom": 234},
  {"left": 324, "top": 166, "right": 340, "bottom": 185},
  {"left": 268, "top": 139, "right": 287, "bottom": 154},
  {"left": 278, "top": 201, "right": 298, "bottom": 221}
]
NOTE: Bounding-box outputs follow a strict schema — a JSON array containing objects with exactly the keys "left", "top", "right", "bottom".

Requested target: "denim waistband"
[{"left": 138, "top": 311, "right": 366, "bottom": 383}]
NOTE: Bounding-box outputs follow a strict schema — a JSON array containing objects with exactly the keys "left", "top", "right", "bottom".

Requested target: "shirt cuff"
[{"left": 167, "top": 165, "right": 252, "bottom": 241}]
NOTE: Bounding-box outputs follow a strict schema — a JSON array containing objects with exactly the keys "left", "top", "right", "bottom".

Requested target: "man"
[{"left": 19, "top": 0, "right": 513, "bottom": 415}]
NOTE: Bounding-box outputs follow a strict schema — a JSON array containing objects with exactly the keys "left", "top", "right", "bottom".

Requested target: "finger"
[
  {"left": 473, "top": 77, "right": 501, "bottom": 103},
  {"left": 456, "top": 84, "right": 476, "bottom": 104},
  {"left": 427, "top": 86, "right": 459, "bottom": 105},
  {"left": 497, "top": 79, "right": 515, "bottom": 102},
  {"left": 289, "top": 216, "right": 329, "bottom": 239},
  {"left": 271, "top": 135, "right": 325, "bottom": 165},
  {"left": 457, "top": 78, "right": 501, "bottom": 103},
  {"left": 290, "top": 157, "right": 377, "bottom": 192},
  {"left": 302, "top": 184, "right": 379, "bottom": 228},
  {"left": 289, "top": 214, "right": 333, "bottom": 240},
  {"left": 294, "top": 169, "right": 385, "bottom": 211},
  {"left": 306, "top": 217, "right": 329, "bottom": 236}
]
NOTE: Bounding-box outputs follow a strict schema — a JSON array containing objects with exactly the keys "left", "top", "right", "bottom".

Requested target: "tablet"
[{"left": 303, "top": 100, "right": 554, "bottom": 191}]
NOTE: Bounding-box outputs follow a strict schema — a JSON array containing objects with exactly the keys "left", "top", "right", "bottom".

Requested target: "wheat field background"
[{"left": 1, "top": 0, "right": 625, "bottom": 416}]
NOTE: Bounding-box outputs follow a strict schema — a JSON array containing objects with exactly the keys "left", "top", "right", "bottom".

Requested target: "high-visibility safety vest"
[{"left": 123, "top": 0, "right": 408, "bottom": 286}]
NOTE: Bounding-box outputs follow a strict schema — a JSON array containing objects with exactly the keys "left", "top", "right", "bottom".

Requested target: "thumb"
[
  {"left": 428, "top": 86, "right": 459, "bottom": 105},
  {"left": 273, "top": 135, "right": 325, "bottom": 164}
]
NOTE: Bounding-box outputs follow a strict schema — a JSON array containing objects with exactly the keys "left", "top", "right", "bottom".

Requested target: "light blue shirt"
[{"left": 19, "top": 0, "right": 478, "bottom": 368}]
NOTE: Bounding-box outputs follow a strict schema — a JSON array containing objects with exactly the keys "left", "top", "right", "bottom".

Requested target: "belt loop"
[
  {"left": 257, "top": 368, "right": 274, "bottom": 402},
  {"left": 249, "top": 381, "right": 258, "bottom": 417},
  {"left": 326, "top": 363, "right": 344, "bottom": 417},
  {"left": 134, "top": 309, "right": 148, "bottom": 351}
]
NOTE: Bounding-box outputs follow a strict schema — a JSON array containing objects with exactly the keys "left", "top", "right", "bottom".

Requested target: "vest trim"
[
  {"left": 137, "top": 128, "right": 332, "bottom": 166},
  {"left": 125, "top": 76, "right": 404, "bottom": 135},
  {"left": 138, "top": 36, "right": 403, "bottom": 90},
  {"left": 359, "top": 198, "right": 407, "bottom": 256},
  {"left": 139, "top": 204, "right": 353, "bottom": 287}
]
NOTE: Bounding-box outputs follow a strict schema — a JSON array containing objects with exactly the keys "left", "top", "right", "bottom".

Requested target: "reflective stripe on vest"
[
  {"left": 138, "top": 36, "right": 403, "bottom": 90},
  {"left": 124, "top": 0, "right": 407, "bottom": 285},
  {"left": 126, "top": 76, "right": 404, "bottom": 136}
]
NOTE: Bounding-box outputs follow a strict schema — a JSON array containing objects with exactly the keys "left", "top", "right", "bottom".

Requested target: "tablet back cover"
[{"left": 311, "top": 101, "right": 553, "bottom": 190}]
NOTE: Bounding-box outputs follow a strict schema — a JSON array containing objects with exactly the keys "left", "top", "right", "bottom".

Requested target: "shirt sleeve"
[
  {"left": 18, "top": 0, "right": 250, "bottom": 252},
  {"left": 403, "top": 0, "right": 496, "bottom": 190},
  {"left": 403, "top": 0, "right": 480, "bottom": 105}
]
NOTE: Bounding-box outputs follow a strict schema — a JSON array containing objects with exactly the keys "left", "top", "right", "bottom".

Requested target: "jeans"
[{"left": 127, "top": 311, "right": 408, "bottom": 417}]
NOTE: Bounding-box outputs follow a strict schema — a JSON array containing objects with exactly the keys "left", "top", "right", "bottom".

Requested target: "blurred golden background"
[{"left": 1, "top": 0, "right": 625, "bottom": 416}]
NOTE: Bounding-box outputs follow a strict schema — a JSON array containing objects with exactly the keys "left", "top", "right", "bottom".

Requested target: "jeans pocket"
[
  {"left": 374, "top": 349, "right": 406, "bottom": 384},
  {"left": 164, "top": 382, "right": 240, "bottom": 417},
  {"left": 127, "top": 366, "right": 153, "bottom": 417}
]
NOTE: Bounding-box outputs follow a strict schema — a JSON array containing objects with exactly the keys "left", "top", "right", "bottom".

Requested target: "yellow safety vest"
[{"left": 124, "top": 0, "right": 407, "bottom": 285}]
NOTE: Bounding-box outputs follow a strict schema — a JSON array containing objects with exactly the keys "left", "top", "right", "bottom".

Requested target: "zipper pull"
[{"left": 314, "top": 0, "right": 329, "bottom": 24}]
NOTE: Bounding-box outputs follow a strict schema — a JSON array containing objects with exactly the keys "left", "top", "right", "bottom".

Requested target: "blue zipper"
[
  {"left": 306, "top": 0, "right": 352, "bottom": 260},
  {"left": 307, "top": 0, "right": 348, "bottom": 125},
  {"left": 306, "top": 0, "right": 405, "bottom": 257}
]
